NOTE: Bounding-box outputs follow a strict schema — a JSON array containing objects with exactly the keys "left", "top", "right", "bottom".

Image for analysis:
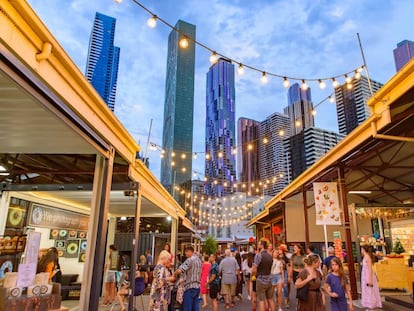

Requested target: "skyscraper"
[
  {"left": 284, "top": 128, "right": 344, "bottom": 181},
  {"left": 205, "top": 58, "right": 237, "bottom": 197},
  {"left": 284, "top": 83, "right": 314, "bottom": 135},
  {"left": 393, "top": 40, "right": 414, "bottom": 72},
  {"left": 258, "top": 112, "right": 290, "bottom": 196},
  {"left": 237, "top": 118, "right": 260, "bottom": 194},
  {"left": 161, "top": 20, "right": 196, "bottom": 196},
  {"left": 85, "top": 12, "right": 120, "bottom": 111},
  {"left": 335, "top": 76, "right": 383, "bottom": 135}
]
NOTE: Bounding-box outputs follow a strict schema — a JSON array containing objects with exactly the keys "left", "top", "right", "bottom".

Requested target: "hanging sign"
[{"left": 313, "top": 182, "right": 342, "bottom": 225}]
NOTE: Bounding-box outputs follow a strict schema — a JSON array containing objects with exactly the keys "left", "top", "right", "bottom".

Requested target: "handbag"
[{"left": 296, "top": 282, "right": 310, "bottom": 301}]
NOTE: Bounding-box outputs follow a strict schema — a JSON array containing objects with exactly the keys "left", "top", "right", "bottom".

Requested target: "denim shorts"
[{"left": 271, "top": 273, "right": 282, "bottom": 285}]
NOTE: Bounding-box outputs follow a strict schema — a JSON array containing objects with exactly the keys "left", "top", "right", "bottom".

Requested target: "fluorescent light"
[
  {"left": 0, "top": 172, "right": 9, "bottom": 176},
  {"left": 348, "top": 191, "right": 372, "bottom": 194},
  {"left": 0, "top": 165, "right": 6, "bottom": 171}
]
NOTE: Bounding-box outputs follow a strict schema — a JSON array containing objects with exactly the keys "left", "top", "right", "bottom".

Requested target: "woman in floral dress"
[{"left": 148, "top": 250, "right": 174, "bottom": 311}]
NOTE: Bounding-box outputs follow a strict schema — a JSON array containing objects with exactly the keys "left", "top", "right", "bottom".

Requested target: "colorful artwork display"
[{"left": 313, "top": 182, "right": 342, "bottom": 225}]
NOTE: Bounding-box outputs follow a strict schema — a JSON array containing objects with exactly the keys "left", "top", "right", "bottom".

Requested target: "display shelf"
[{"left": 391, "top": 226, "right": 414, "bottom": 256}]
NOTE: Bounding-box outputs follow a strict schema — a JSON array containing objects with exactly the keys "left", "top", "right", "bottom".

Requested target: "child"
[{"left": 323, "top": 257, "right": 354, "bottom": 311}]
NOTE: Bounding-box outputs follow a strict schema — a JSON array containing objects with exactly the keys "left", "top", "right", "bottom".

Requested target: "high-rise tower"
[
  {"left": 85, "top": 12, "right": 120, "bottom": 111},
  {"left": 161, "top": 20, "right": 196, "bottom": 196},
  {"left": 393, "top": 40, "right": 414, "bottom": 72},
  {"left": 205, "top": 58, "right": 237, "bottom": 197},
  {"left": 237, "top": 118, "right": 260, "bottom": 194},
  {"left": 335, "top": 76, "right": 383, "bottom": 135},
  {"left": 258, "top": 112, "right": 290, "bottom": 196},
  {"left": 284, "top": 83, "right": 314, "bottom": 135}
]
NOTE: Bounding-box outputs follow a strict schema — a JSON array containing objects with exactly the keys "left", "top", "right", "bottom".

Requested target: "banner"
[
  {"left": 313, "top": 182, "right": 342, "bottom": 225},
  {"left": 28, "top": 203, "right": 89, "bottom": 230}
]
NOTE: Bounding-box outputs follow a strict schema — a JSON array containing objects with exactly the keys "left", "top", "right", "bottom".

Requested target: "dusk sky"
[{"left": 28, "top": 0, "right": 414, "bottom": 179}]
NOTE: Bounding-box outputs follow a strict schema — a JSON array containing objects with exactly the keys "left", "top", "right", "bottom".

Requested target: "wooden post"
[
  {"left": 302, "top": 188, "right": 310, "bottom": 250},
  {"left": 338, "top": 166, "right": 358, "bottom": 299}
]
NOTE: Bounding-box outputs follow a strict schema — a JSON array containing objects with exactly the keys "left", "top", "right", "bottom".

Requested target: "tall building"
[
  {"left": 237, "top": 118, "right": 260, "bottom": 194},
  {"left": 258, "top": 112, "right": 290, "bottom": 196},
  {"left": 85, "top": 12, "right": 120, "bottom": 111},
  {"left": 284, "top": 128, "right": 344, "bottom": 181},
  {"left": 284, "top": 83, "right": 314, "bottom": 135},
  {"left": 335, "top": 76, "right": 383, "bottom": 135},
  {"left": 160, "top": 20, "right": 196, "bottom": 196},
  {"left": 393, "top": 40, "right": 414, "bottom": 72},
  {"left": 205, "top": 58, "right": 237, "bottom": 197}
]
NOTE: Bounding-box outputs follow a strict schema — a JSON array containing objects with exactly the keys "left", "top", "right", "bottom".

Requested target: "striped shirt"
[{"left": 178, "top": 254, "right": 202, "bottom": 291}]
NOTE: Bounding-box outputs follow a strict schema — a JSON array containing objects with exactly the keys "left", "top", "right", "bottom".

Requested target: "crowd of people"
[{"left": 99, "top": 239, "right": 382, "bottom": 311}]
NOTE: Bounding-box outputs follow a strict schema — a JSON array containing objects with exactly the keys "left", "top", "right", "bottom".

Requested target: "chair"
[
  {"left": 133, "top": 276, "right": 146, "bottom": 311},
  {"left": 110, "top": 275, "right": 145, "bottom": 311}
]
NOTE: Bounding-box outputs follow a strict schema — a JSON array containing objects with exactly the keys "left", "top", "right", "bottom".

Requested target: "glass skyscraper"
[
  {"left": 85, "top": 12, "right": 120, "bottom": 112},
  {"left": 205, "top": 58, "right": 237, "bottom": 197},
  {"left": 393, "top": 40, "right": 414, "bottom": 72},
  {"left": 335, "top": 76, "right": 383, "bottom": 135},
  {"left": 161, "top": 20, "right": 196, "bottom": 195},
  {"left": 284, "top": 83, "right": 314, "bottom": 135}
]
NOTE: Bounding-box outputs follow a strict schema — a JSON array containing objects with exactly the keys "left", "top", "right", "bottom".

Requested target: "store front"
[
  {"left": 248, "top": 56, "right": 414, "bottom": 302},
  {"left": 0, "top": 2, "right": 194, "bottom": 310}
]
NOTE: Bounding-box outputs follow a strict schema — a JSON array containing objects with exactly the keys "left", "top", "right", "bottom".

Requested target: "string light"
[
  {"left": 345, "top": 74, "right": 352, "bottom": 84},
  {"left": 318, "top": 79, "right": 326, "bottom": 89},
  {"left": 261, "top": 72, "right": 268, "bottom": 84},
  {"left": 130, "top": 0, "right": 363, "bottom": 91},
  {"left": 209, "top": 52, "right": 218, "bottom": 64},
  {"left": 237, "top": 63, "right": 245, "bottom": 75},
  {"left": 147, "top": 15, "right": 157, "bottom": 28},
  {"left": 346, "top": 82, "right": 353, "bottom": 90},
  {"left": 329, "top": 95, "right": 335, "bottom": 103},
  {"left": 283, "top": 77, "right": 290, "bottom": 88},
  {"left": 179, "top": 35, "right": 189, "bottom": 48},
  {"left": 301, "top": 79, "right": 308, "bottom": 90},
  {"left": 332, "top": 78, "right": 339, "bottom": 88},
  {"left": 354, "top": 70, "right": 361, "bottom": 80}
]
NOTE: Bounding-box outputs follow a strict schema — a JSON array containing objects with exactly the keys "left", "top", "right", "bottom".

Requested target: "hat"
[{"left": 278, "top": 244, "right": 288, "bottom": 252}]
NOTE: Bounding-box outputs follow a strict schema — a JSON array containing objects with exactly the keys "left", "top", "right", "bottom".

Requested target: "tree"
[
  {"left": 392, "top": 239, "right": 405, "bottom": 254},
  {"left": 203, "top": 235, "right": 217, "bottom": 255}
]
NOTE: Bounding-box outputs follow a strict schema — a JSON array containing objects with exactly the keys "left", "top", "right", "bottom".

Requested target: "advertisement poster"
[{"left": 313, "top": 182, "right": 342, "bottom": 225}]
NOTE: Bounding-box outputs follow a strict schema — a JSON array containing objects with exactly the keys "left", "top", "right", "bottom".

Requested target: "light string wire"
[{"left": 130, "top": 0, "right": 364, "bottom": 84}]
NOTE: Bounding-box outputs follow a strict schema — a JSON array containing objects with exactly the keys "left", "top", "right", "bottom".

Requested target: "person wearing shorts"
[
  {"left": 207, "top": 254, "right": 220, "bottom": 311},
  {"left": 271, "top": 250, "right": 284, "bottom": 311},
  {"left": 252, "top": 239, "right": 275, "bottom": 311},
  {"left": 218, "top": 249, "right": 240, "bottom": 309}
]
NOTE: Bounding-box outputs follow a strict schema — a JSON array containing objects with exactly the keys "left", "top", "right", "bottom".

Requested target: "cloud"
[{"left": 27, "top": 0, "right": 414, "bottom": 179}]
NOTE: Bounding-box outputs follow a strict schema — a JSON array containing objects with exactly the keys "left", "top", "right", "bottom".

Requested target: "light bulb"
[
  {"left": 332, "top": 78, "right": 339, "bottom": 88},
  {"left": 218, "top": 151, "right": 223, "bottom": 158},
  {"left": 345, "top": 74, "right": 352, "bottom": 84},
  {"left": 283, "top": 77, "right": 290, "bottom": 88},
  {"left": 147, "top": 15, "right": 157, "bottom": 28},
  {"left": 329, "top": 96, "right": 335, "bottom": 103},
  {"left": 354, "top": 70, "right": 361, "bottom": 80},
  {"left": 318, "top": 79, "right": 326, "bottom": 89},
  {"left": 205, "top": 153, "right": 210, "bottom": 160},
  {"left": 301, "top": 79, "right": 308, "bottom": 90},
  {"left": 179, "top": 36, "right": 189, "bottom": 48},
  {"left": 311, "top": 109, "right": 317, "bottom": 116},
  {"left": 278, "top": 129, "right": 285, "bottom": 136},
  {"left": 114, "top": 0, "right": 122, "bottom": 3},
  {"left": 357, "top": 66, "right": 364, "bottom": 73},
  {"left": 263, "top": 137, "right": 268, "bottom": 144},
  {"left": 346, "top": 82, "right": 353, "bottom": 90},
  {"left": 171, "top": 151, "right": 175, "bottom": 157},
  {"left": 247, "top": 144, "right": 253, "bottom": 150},
  {"left": 209, "top": 52, "right": 218, "bottom": 64},
  {"left": 193, "top": 153, "right": 197, "bottom": 159},
  {"left": 181, "top": 153, "right": 186, "bottom": 159},
  {"left": 295, "top": 120, "right": 301, "bottom": 127},
  {"left": 237, "top": 64, "right": 244, "bottom": 75},
  {"left": 261, "top": 72, "right": 268, "bottom": 84}
]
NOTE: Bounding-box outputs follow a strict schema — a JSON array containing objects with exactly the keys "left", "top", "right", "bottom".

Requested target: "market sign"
[
  {"left": 28, "top": 203, "right": 89, "bottom": 230},
  {"left": 313, "top": 182, "right": 342, "bottom": 225}
]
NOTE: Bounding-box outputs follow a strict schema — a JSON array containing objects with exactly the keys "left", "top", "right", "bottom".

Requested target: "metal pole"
[
  {"left": 128, "top": 183, "right": 142, "bottom": 311},
  {"left": 357, "top": 33, "right": 374, "bottom": 97},
  {"left": 143, "top": 119, "right": 153, "bottom": 165}
]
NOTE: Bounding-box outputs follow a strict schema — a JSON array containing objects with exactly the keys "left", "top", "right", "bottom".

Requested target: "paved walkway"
[{"left": 62, "top": 286, "right": 411, "bottom": 311}]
